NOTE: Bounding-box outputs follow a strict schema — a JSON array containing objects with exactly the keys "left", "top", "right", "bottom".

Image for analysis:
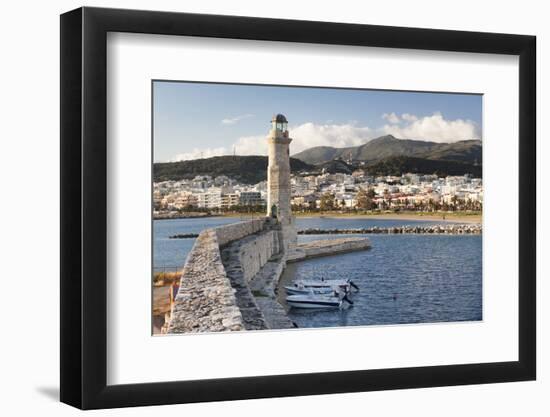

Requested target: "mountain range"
[
  {"left": 153, "top": 135, "right": 482, "bottom": 184},
  {"left": 292, "top": 134, "right": 482, "bottom": 166}
]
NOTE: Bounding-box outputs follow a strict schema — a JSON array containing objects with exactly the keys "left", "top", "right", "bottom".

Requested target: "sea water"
[{"left": 154, "top": 217, "right": 482, "bottom": 326}]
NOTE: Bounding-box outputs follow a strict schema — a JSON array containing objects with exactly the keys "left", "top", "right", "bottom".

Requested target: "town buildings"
[{"left": 153, "top": 170, "right": 482, "bottom": 217}]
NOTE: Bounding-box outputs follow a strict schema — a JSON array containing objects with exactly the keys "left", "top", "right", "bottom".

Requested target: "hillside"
[
  {"left": 363, "top": 156, "right": 482, "bottom": 177},
  {"left": 153, "top": 155, "right": 314, "bottom": 184},
  {"left": 316, "top": 159, "right": 354, "bottom": 174},
  {"left": 292, "top": 135, "right": 482, "bottom": 165},
  {"left": 289, "top": 146, "right": 342, "bottom": 165},
  {"left": 154, "top": 136, "right": 482, "bottom": 183}
]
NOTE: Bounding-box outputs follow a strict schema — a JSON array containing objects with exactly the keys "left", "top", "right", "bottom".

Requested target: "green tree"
[
  {"left": 320, "top": 192, "right": 335, "bottom": 211},
  {"left": 356, "top": 188, "right": 374, "bottom": 210}
]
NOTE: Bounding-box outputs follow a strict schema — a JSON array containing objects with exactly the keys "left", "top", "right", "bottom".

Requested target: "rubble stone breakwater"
[
  {"left": 299, "top": 223, "right": 482, "bottom": 236},
  {"left": 169, "top": 224, "right": 481, "bottom": 240}
]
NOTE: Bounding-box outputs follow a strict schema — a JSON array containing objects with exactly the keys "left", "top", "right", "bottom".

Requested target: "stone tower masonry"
[{"left": 266, "top": 114, "right": 297, "bottom": 253}]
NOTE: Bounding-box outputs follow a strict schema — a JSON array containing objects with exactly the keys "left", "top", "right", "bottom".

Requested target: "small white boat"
[
  {"left": 290, "top": 279, "right": 359, "bottom": 292},
  {"left": 284, "top": 285, "right": 338, "bottom": 296},
  {"left": 286, "top": 291, "right": 354, "bottom": 309},
  {"left": 286, "top": 294, "right": 343, "bottom": 309}
]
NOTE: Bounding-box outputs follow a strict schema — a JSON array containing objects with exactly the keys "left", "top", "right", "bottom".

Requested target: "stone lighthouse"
[{"left": 267, "top": 114, "right": 297, "bottom": 253}]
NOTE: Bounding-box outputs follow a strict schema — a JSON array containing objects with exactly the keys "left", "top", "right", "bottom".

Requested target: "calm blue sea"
[
  {"left": 153, "top": 217, "right": 240, "bottom": 270},
  {"left": 153, "top": 216, "right": 482, "bottom": 326}
]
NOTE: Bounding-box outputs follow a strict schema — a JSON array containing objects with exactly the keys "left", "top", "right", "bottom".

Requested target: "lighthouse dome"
[{"left": 271, "top": 114, "right": 288, "bottom": 123}]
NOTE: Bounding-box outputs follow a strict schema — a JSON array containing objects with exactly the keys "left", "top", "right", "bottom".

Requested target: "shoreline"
[
  {"left": 156, "top": 211, "right": 482, "bottom": 224},
  {"left": 294, "top": 212, "right": 482, "bottom": 224}
]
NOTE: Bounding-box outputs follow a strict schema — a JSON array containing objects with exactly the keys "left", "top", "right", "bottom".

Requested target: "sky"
[{"left": 153, "top": 81, "right": 482, "bottom": 163}]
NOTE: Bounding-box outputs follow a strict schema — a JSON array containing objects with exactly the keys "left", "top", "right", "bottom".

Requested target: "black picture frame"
[{"left": 60, "top": 6, "right": 536, "bottom": 410}]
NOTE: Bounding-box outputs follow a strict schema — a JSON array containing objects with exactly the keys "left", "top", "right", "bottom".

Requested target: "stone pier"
[
  {"left": 167, "top": 218, "right": 291, "bottom": 333},
  {"left": 166, "top": 218, "right": 370, "bottom": 334}
]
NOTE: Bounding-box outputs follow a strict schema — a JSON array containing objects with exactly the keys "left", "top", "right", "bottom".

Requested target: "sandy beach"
[
  {"left": 297, "top": 212, "right": 482, "bottom": 224},
  {"left": 222, "top": 211, "right": 482, "bottom": 224}
]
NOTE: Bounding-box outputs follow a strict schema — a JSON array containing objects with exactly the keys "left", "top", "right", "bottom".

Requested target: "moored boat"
[
  {"left": 284, "top": 285, "right": 338, "bottom": 296},
  {"left": 286, "top": 291, "right": 354, "bottom": 309},
  {"left": 289, "top": 278, "right": 359, "bottom": 292},
  {"left": 286, "top": 294, "right": 343, "bottom": 309}
]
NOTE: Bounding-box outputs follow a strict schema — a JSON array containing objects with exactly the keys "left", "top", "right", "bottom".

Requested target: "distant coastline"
[
  {"left": 294, "top": 212, "right": 482, "bottom": 224},
  {"left": 154, "top": 210, "right": 482, "bottom": 224},
  {"left": 221, "top": 211, "right": 481, "bottom": 224}
]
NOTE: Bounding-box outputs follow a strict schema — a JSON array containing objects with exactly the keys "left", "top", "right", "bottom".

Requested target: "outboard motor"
[{"left": 342, "top": 293, "right": 354, "bottom": 305}]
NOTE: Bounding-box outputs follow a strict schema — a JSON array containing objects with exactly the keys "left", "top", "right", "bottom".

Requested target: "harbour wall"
[
  {"left": 227, "top": 229, "right": 280, "bottom": 283},
  {"left": 167, "top": 218, "right": 280, "bottom": 333},
  {"left": 214, "top": 219, "right": 265, "bottom": 246},
  {"left": 167, "top": 217, "right": 372, "bottom": 333}
]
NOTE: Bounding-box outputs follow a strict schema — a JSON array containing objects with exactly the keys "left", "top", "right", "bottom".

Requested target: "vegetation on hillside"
[
  {"left": 154, "top": 136, "right": 482, "bottom": 183},
  {"left": 154, "top": 155, "right": 313, "bottom": 184},
  {"left": 362, "top": 156, "right": 482, "bottom": 177}
]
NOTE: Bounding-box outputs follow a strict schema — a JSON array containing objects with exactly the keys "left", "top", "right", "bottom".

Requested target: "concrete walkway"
[
  {"left": 248, "top": 253, "right": 295, "bottom": 329},
  {"left": 221, "top": 242, "right": 269, "bottom": 331},
  {"left": 287, "top": 237, "right": 371, "bottom": 263}
]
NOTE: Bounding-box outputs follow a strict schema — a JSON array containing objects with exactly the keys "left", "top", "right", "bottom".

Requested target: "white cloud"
[
  {"left": 382, "top": 112, "right": 480, "bottom": 143},
  {"left": 401, "top": 113, "right": 418, "bottom": 122},
  {"left": 170, "top": 147, "right": 229, "bottom": 161},
  {"left": 382, "top": 112, "right": 400, "bottom": 124},
  {"left": 221, "top": 113, "right": 254, "bottom": 125},
  {"left": 234, "top": 134, "right": 268, "bottom": 156},
  {"left": 168, "top": 113, "right": 480, "bottom": 161},
  {"left": 225, "top": 122, "right": 376, "bottom": 157},
  {"left": 289, "top": 122, "right": 373, "bottom": 154}
]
